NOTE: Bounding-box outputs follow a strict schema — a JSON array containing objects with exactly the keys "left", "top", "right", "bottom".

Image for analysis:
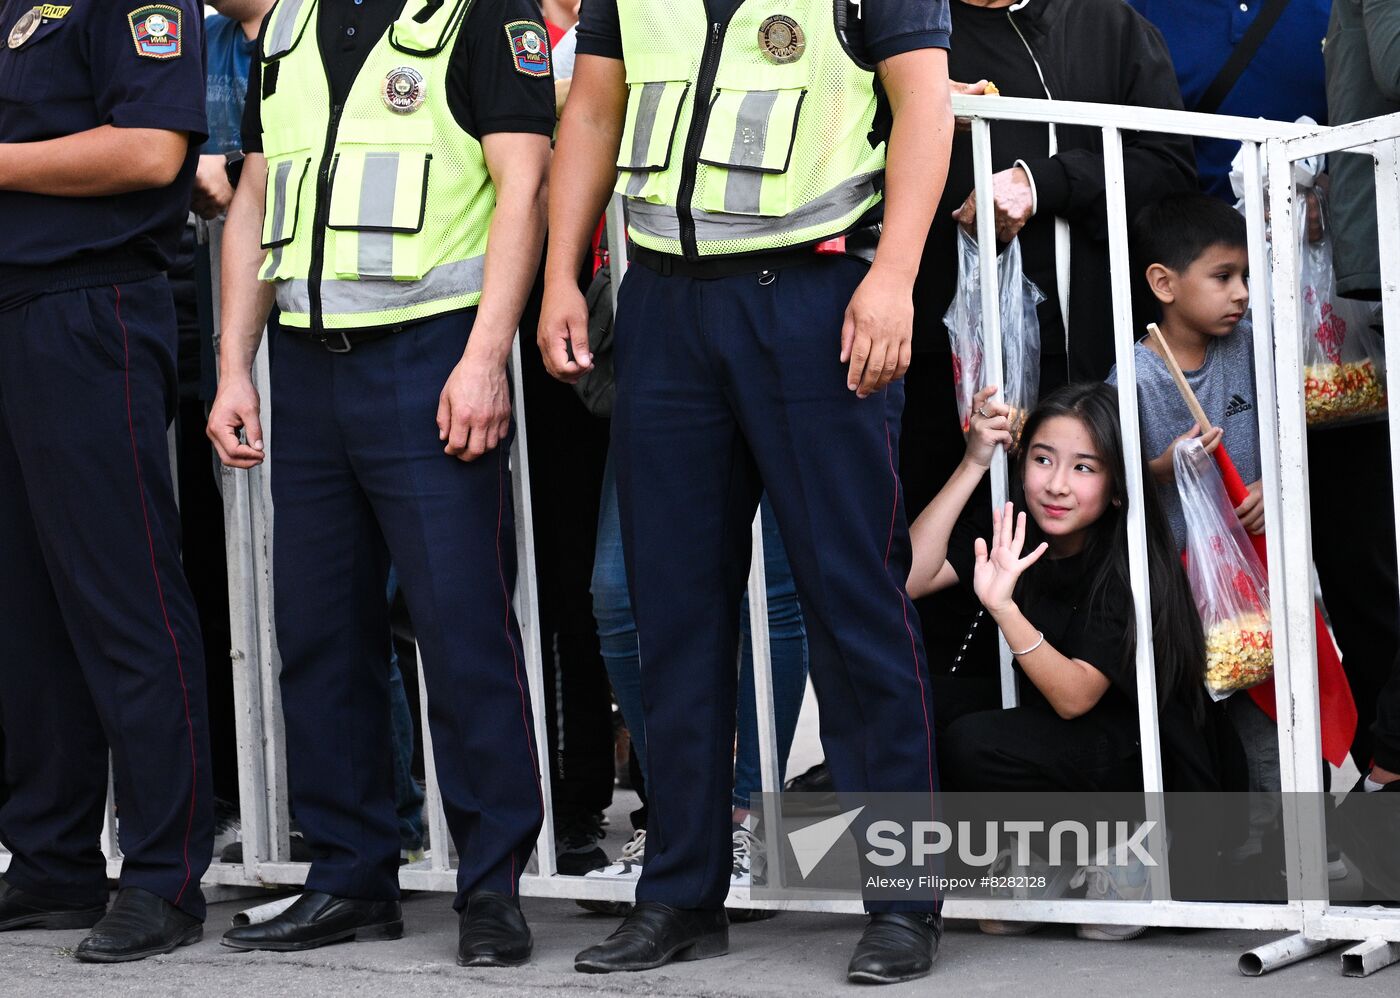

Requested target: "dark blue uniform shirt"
[
  {"left": 0, "top": 0, "right": 207, "bottom": 307},
  {"left": 576, "top": 0, "right": 951, "bottom": 63}
]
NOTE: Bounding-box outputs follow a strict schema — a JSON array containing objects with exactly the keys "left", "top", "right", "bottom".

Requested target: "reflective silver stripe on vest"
[
  {"left": 721, "top": 90, "right": 780, "bottom": 215},
  {"left": 623, "top": 82, "right": 667, "bottom": 196},
  {"left": 267, "top": 0, "right": 310, "bottom": 57},
  {"left": 627, "top": 172, "right": 881, "bottom": 243},
  {"left": 275, "top": 254, "right": 486, "bottom": 317},
  {"left": 264, "top": 159, "right": 296, "bottom": 272},
  {"left": 357, "top": 152, "right": 401, "bottom": 277}
]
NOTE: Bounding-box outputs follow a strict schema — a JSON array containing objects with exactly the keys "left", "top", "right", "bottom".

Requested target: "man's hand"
[
  {"left": 206, "top": 375, "right": 265, "bottom": 468},
  {"left": 437, "top": 354, "right": 512, "bottom": 461},
  {"left": 538, "top": 280, "right": 593, "bottom": 383},
  {"left": 841, "top": 262, "right": 914, "bottom": 398},
  {"left": 1236, "top": 479, "right": 1266, "bottom": 535},
  {"left": 952, "top": 165, "right": 1035, "bottom": 242},
  {"left": 950, "top": 78, "right": 989, "bottom": 132},
  {"left": 192, "top": 153, "right": 235, "bottom": 220},
  {"left": 1148, "top": 422, "right": 1222, "bottom": 485}
]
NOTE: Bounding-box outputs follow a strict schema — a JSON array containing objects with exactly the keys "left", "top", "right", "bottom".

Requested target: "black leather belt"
[{"left": 290, "top": 324, "right": 401, "bottom": 353}]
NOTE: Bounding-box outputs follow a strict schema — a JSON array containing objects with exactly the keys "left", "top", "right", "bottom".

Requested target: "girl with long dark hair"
[
  {"left": 909, "top": 381, "right": 1208, "bottom": 785},
  {"left": 907, "top": 382, "right": 1223, "bottom": 938}
]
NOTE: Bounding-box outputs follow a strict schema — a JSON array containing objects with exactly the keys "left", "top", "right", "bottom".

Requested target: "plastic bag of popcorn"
[
  {"left": 945, "top": 228, "right": 1044, "bottom": 449},
  {"left": 1298, "top": 190, "right": 1387, "bottom": 426},
  {"left": 1175, "top": 438, "right": 1274, "bottom": 698}
]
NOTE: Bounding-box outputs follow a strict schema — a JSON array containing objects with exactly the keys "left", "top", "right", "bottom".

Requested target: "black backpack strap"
[{"left": 1192, "top": 0, "right": 1289, "bottom": 115}]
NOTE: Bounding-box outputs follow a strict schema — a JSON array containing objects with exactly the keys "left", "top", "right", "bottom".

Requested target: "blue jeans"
[{"left": 592, "top": 456, "right": 808, "bottom": 810}]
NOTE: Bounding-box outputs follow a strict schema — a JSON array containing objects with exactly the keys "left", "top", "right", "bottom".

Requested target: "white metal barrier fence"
[{"left": 4, "top": 96, "right": 1400, "bottom": 974}]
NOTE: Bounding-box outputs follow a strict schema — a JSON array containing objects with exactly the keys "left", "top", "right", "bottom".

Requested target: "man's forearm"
[
  {"left": 873, "top": 50, "right": 953, "bottom": 278},
  {"left": 545, "top": 56, "right": 626, "bottom": 290},
  {"left": 218, "top": 165, "right": 275, "bottom": 382},
  {"left": 0, "top": 126, "right": 188, "bottom": 196},
  {"left": 468, "top": 168, "right": 549, "bottom": 368}
]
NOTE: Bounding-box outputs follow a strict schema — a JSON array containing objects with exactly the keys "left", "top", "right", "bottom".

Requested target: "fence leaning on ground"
[{"left": 4, "top": 95, "right": 1400, "bottom": 973}]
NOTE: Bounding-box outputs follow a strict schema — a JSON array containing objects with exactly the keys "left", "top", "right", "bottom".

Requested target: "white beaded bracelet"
[{"left": 1010, "top": 630, "right": 1045, "bottom": 657}]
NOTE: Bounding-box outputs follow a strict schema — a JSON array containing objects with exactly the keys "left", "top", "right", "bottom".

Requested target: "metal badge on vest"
[
  {"left": 757, "top": 14, "right": 803, "bottom": 64},
  {"left": 383, "top": 66, "right": 426, "bottom": 112}
]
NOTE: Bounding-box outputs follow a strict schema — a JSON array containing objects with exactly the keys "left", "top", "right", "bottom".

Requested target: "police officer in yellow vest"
[
  {"left": 206, "top": 0, "right": 553, "bottom": 965},
  {"left": 540, "top": 0, "right": 954, "bottom": 985}
]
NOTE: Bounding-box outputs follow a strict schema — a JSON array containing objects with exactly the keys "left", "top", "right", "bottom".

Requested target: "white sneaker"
[
  {"left": 730, "top": 821, "right": 765, "bottom": 887},
  {"left": 1072, "top": 858, "right": 1150, "bottom": 941},
  {"left": 584, "top": 828, "right": 646, "bottom": 880},
  {"left": 578, "top": 828, "right": 646, "bottom": 916}
]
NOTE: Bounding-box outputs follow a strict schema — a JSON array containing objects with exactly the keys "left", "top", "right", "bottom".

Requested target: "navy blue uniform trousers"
[
  {"left": 0, "top": 277, "right": 212, "bottom": 919},
  {"left": 613, "top": 257, "right": 940, "bottom": 913},
  {"left": 268, "top": 311, "right": 542, "bottom": 908}
]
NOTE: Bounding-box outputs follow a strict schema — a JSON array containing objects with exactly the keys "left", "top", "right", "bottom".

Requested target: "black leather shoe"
[
  {"left": 73, "top": 888, "right": 201, "bottom": 963},
  {"left": 574, "top": 902, "right": 728, "bottom": 973},
  {"left": 847, "top": 912, "right": 941, "bottom": 985},
  {"left": 457, "top": 891, "right": 531, "bottom": 967},
  {"left": 0, "top": 883, "right": 105, "bottom": 931},
  {"left": 221, "top": 890, "right": 402, "bottom": 952}
]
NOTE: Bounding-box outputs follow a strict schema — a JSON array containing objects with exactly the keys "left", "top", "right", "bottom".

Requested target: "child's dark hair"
[
  {"left": 1134, "top": 192, "right": 1248, "bottom": 273},
  {"left": 1014, "top": 383, "right": 1207, "bottom": 717}
]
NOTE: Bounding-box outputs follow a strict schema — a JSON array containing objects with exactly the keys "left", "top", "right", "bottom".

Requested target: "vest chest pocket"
[
  {"left": 615, "top": 78, "right": 689, "bottom": 202},
  {"left": 695, "top": 85, "right": 806, "bottom": 217},
  {"left": 326, "top": 149, "right": 433, "bottom": 281},
  {"left": 261, "top": 153, "right": 310, "bottom": 253}
]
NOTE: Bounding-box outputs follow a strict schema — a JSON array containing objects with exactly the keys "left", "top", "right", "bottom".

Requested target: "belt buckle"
[{"left": 319, "top": 328, "right": 353, "bottom": 354}]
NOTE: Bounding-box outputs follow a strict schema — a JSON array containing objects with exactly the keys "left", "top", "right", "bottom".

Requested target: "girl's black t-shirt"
[{"left": 945, "top": 508, "right": 1137, "bottom": 718}]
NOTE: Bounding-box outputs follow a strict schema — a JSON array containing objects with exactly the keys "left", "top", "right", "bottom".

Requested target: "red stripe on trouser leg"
[
  {"left": 114, "top": 285, "right": 197, "bottom": 906},
  {"left": 884, "top": 418, "right": 939, "bottom": 906}
]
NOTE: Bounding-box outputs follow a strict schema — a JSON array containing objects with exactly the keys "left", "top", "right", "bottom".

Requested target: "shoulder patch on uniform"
[
  {"left": 504, "top": 19, "right": 550, "bottom": 78},
  {"left": 128, "top": 4, "right": 182, "bottom": 59}
]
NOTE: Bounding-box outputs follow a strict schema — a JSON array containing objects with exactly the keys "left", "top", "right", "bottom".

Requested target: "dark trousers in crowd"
[
  {"left": 0, "top": 277, "right": 213, "bottom": 918},
  {"left": 518, "top": 278, "right": 615, "bottom": 821},
  {"left": 267, "top": 312, "right": 542, "bottom": 909},
  {"left": 1309, "top": 420, "right": 1400, "bottom": 773},
  {"left": 612, "top": 256, "right": 940, "bottom": 914},
  {"left": 175, "top": 398, "right": 237, "bottom": 808},
  {"left": 170, "top": 226, "right": 239, "bottom": 809}
]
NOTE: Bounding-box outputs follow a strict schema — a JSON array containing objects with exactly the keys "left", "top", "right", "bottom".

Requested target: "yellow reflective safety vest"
[
  {"left": 257, "top": 0, "right": 494, "bottom": 330},
  {"left": 615, "top": 0, "right": 885, "bottom": 259}
]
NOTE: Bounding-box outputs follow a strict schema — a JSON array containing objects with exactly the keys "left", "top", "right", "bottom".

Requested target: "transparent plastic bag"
[
  {"left": 1174, "top": 438, "right": 1274, "bottom": 699},
  {"left": 944, "top": 229, "right": 1044, "bottom": 446},
  {"left": 1298, "top": 190, "right": 1388, "bottom": 426}
]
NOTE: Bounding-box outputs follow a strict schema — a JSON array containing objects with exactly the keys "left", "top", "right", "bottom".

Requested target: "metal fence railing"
[{"left": 5, "top": 96, "right": 1400, "bottom": 975}]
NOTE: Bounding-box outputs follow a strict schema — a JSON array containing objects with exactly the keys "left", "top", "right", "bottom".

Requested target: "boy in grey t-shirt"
[
  {"left": 1109, "top": 320, "right": 1259, "bottom": 548},
  {"left": 1107, "top": 193, "right": 1263, "bottom": 550},
  {"left": 1111, "top": 195, "right": 1280, "bottom": 815}
]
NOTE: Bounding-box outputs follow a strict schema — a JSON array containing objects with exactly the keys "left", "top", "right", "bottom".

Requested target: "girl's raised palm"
[{"left": 972, "top": 502, "right": 1049, "bottom": 614}]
